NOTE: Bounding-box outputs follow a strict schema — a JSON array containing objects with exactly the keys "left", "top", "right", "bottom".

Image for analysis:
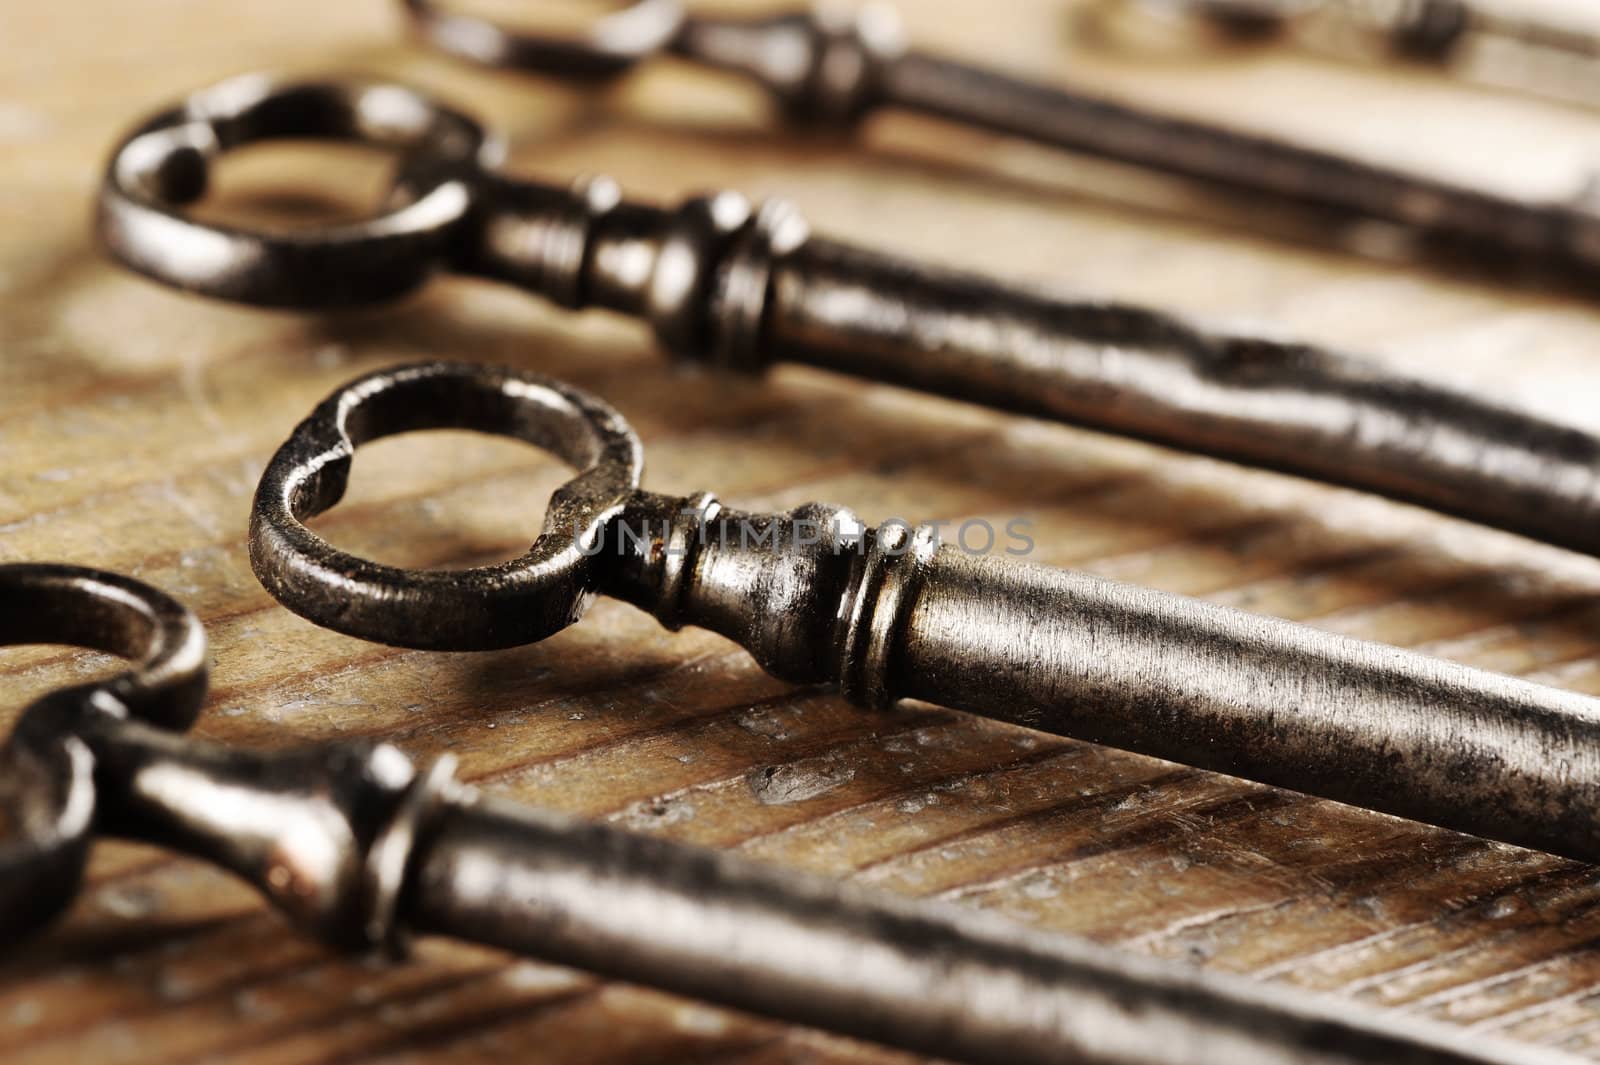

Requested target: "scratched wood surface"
[{"left": 8, "top": 0, "right": 1600, "bottom": 1061}]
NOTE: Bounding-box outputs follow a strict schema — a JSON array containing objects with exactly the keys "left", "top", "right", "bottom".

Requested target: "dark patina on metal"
[
  {"left": 100, "top": 75, "right": 1600, "bottom": 558},
  {"left": 252, "top": 362, "right": 1600, "bottom": 872},
  {"left": 2, "top": 561, "right": 1562, "bottom": 1065}
]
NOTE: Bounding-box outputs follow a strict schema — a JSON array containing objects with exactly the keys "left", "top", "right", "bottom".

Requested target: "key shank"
[
  {"left": 411, "top": 782, "right": 1538, "bottom": 1065},
  {"left": 603, "top": 492, "right": 1600, "bottom": 865}
]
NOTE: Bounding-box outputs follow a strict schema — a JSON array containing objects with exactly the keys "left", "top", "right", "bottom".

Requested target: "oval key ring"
[
  {"left": 250, "top": 362, "right": 643, "bottom": 651},
  {"left": 0, "top": 563, "right": 208, "bottom": 940},
  {"left": 401, "top": 0, "right": 687, "bottom": 79},
  {"left": 97, "top": 73, "right": 492, "bottom": 308}
]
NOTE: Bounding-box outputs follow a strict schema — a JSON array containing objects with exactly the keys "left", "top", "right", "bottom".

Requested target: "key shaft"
[
  {"left": 600, "top": 491, "right": 1600, "bottom": 865},
  {"left": 46, "top": 707, "right": 1563, "bottom": 1065},
  {"left": 470, "top": 174, "right": 1600, "bottom": 557}
]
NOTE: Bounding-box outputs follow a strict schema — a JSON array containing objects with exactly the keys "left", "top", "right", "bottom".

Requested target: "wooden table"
[{"left": 8, "top": 1, "right": 1600, "bottom": 1060}]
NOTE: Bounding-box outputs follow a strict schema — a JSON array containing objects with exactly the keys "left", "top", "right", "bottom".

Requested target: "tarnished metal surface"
[
  {"left": 98, "top": 74, "right": 1600, "bottom": 559},
  {"left": 398, "top": 0, "right": 1600, "bottom": 271},
  {"left": 250, "top": 361, "right": 1600, "bottom": 872},
  {"left": 5, "top": 561, "right": 1569, "bottom": 1065}
]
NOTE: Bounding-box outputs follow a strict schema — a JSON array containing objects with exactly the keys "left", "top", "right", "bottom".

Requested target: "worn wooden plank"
[{"left": 7, "top": 0, "right": 1600, "bottom": 1060}]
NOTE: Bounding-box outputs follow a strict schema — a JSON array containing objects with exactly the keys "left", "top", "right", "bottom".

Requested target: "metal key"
[
  {"left": 397, "top": 0, "right": 1600, "bottom": 274},
  {"left": 251, "top": 360, "right": 1600, "bottom": 870},
  {"left": 0, "top": 562, "right": 1559, "bottom": 1065},
  {"left": 99, "top": 75, "right": 1600, "bottom": 559},
  {"left": 1125, "top": 0, "right": 1600, "bottom": 107}
]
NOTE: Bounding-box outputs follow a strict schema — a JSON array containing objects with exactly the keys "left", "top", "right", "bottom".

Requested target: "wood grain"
[{"left": 8, "top": 0, "right": 1600, "bottom": 1060}]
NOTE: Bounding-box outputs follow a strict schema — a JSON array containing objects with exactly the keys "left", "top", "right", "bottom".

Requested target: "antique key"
[
  {"left": 100, "top": 75, "right": 1600, "bottom": 559},
  {"left": 1124, "top": 0, "right": 1600, "bottom": 108},
  {"left": 0, "top": 562, "right": 1556, "bottom": 1065},
  {"left": 397, "top": 0, "right": 1600, "bottom": 272},
  {"left": 251, "top": 361, "right": 1600, "bottom": 871}
]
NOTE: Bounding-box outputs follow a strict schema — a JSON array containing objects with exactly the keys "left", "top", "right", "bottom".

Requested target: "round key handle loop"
[
  {"left": 97, "top": 73, "right": 492, "bottom": 308},
  {"left": 249, "top": 362, "right": 645, "bottom": 651}
]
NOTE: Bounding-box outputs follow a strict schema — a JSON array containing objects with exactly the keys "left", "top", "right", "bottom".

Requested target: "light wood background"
[{"left": 9, "top": 1, "right": 1600, "bottom": 1061}]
